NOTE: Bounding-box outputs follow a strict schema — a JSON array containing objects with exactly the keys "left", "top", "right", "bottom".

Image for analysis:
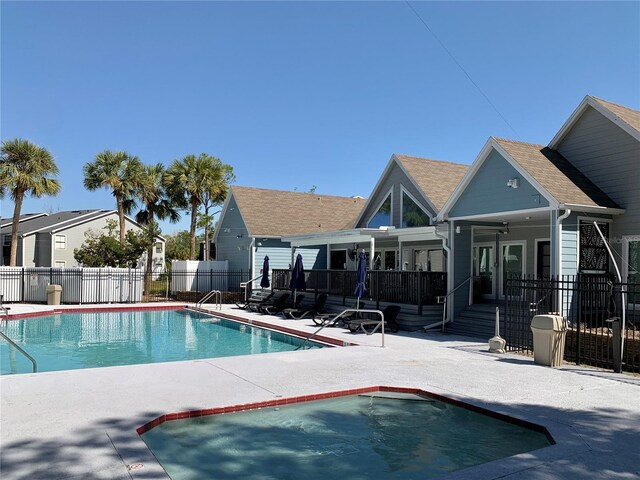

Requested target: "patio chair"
[
  {"left": 261, "top": 293, "right": 304, "bottom": 315},
  {"left": 235, "top": 290, "right": 275, "bottom": 310},
  {"left": 253, "top": 292, "right": 291, "bottom": 313},
  {"left": 283, "top": 293, "right": 328, "bottom": 320},
  {"left": 346, "top": 305, "right": 401, "bottom": 334},
  {"left": 312, "top": 301, "right": 367, "bottom": 327}
]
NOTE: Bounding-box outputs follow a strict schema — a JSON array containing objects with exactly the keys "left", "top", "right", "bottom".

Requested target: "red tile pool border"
[
  {"left": 191, "top": 308, "right": 355, "bottom": 348},
  {"left": 136, "top": 385, "right": 555, "bottom": 445}
]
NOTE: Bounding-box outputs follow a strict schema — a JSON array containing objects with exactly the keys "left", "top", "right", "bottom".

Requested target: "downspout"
[
  {"left": 249, "top": 238, "right": 256, "bottom": 280},
  {"left": 556, "top": 209, "right": 571, "bottom": 316},
  {"left": 434, "top": 224, "right": 452, "bottom": 324}
]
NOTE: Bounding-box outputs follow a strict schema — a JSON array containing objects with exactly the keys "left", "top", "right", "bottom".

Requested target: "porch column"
[
  {"left": 326, "top": 244, "right": 330, "bottom": 269},
  {"left": 369, "top": 236, "right": 375, "bottom": 270}
]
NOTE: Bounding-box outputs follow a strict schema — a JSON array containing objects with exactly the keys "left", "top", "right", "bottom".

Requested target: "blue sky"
[{"left": 2, "top": 1, "right": 639, "bottom": 235}]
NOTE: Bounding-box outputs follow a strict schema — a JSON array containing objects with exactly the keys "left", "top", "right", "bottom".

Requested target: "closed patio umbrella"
[
  {"left": 260, "top": 256, "right": 270, "bottom": 289},
  {"left": 354, "top": 250, "right": 367, "bottom": 310},
  {"left": 289, "top": 253, "right": 306, "bottom": 302}
]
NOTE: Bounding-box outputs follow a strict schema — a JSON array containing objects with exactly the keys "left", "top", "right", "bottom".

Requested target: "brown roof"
[
  {"left": 591, "top": 96, "right": 640, "bottom": 134},
  {"left": 494, "top": 138, "right": 620, "bottom": 209},
  {"left": 394, "top": 155, "right": 469, "bottom": 211},
  {"left": 230, "top": 186, "right": 367, "bottom": 237}
]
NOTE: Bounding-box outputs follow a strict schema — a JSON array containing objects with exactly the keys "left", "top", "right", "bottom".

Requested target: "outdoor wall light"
[
  {"left": 236, "top": 233, "right": 243, "bottom": 239},
  {"left": 506, "top": 178, "right": 520, "bottom": 189}
]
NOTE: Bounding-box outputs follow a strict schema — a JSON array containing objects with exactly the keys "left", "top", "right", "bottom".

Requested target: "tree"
[
  {"left": 164, "top": 230, "right": 194, "bottom": 262},
  {"left": 135, "top": 163, "right": 180, "bottom": 294},
  {"left": 83, "top": 150, "right": 143, "bottom": 244},
  {"left": 0, "top": 139, "right": 61, "bottom": 266},
  {"left": 165, "top": 153, "right": 234, "bottom": 260},
  {"left": 74, "top": 220, "right": 149, "bottom": 268}
]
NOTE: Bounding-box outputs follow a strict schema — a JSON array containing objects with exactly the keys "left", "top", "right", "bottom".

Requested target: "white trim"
[
  {"left": 446, "top": 206, "right": 551, "bottom": 222},
  {"left": 392, "top": 155, "right": 439, "bottom": 214},
  {"left": 400, "top": 185, "right": 432, "bottom": 228},
  {"left": 366, "top": 186, "right": 394, "bottom": 228},
  {"left": 472, "top": 238, "right": 496, "bottom": 300},
  {"left": 534, "top": 238, "right": 551, "bottom": 279},
  {"left": 0, "top": 212, "right": 48, "bottom": 229},
  {"left": 54, "top": 234, "right": 67, "bottom": 250},
  {"left": 353, "top": 156, "right": 397, "bottom": 227},
  {"left": 576, "top": 216, "right": 613, "bottom": 274},
  {"left": 21, "top": 210, "right": 109, "bottom": 236},
  {"left": 559, "top": 203, "right": 625, "bottom": 215},
  {"left": 549, "top": 96, "right": 640, "bottom": 149}
]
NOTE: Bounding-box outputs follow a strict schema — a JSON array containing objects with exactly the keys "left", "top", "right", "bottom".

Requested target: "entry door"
[
  {"left": 330, "top": 250, "right": 347, "bottom": 270},
  {"left": 474, "top": 244, "right": 495, "bottom": 299},
  {"left": 500, "top": 243, "right": 525, "bottom": 298}
]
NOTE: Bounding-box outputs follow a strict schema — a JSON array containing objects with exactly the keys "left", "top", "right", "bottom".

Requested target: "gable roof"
[
  {"left": 549, "top": 95, "right": 640, "bottom": 148},
  {"left": 393, "top": 155, "right": 469, "bottom": 211},
  {"left": 494, "top": 138, "right": 620, "bottom": 209},
  {"left": 439, "top": 137, "right": 621, "bottom": 220},
  {"left": 0, "top": 209, "right": 166, "bottom": 240},
  {"left": 227, "top": 186, "right": 367, "bottom": 237},
  {"left": 0, "top": 213, "right": 48, "bottom": 229}
]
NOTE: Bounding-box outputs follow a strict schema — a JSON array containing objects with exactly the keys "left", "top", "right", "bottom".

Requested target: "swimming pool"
[
  {"left": 0, "top": 309, "right": 322, "bottom": 375},
  {"left": 140, "top": 389, "right": 552, "bottom": 480}
]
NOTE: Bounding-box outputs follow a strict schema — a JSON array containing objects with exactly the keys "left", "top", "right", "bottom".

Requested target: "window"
[
  {"left": 579, "top": 220, "right": 609, "bottom": 273},
  {"left": 624, "top": 237, "right": 640, "bottom": 305},
  {"left": 55, "top": 261, "right": 66, "bottom": 268},
  {"left": 401, "top": 190, "right": 429, "bottom": 228},
  {"left": 368, "top": 193, "right": 392, "bottom": 228},
  {"left": 2, "top": 235, "right": 10, "bottom": 246},
  {"left": 155, "top": 242, "right": 163, "bottom": 254},
  {"left": 55, "top": 235, "right": 67, "bottom": 250}
]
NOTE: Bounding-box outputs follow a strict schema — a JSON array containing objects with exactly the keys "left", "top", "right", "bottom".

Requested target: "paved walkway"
[{"left": 1, "top": 304, "right": 639, "bottom": 479}]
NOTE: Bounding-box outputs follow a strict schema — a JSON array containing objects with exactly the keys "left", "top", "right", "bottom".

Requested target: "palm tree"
[
  {"left": 135, "top": 163, "right": 180, "bottom": 295},
  {"left": 0, "top": 139, "right": 61, "bottom": 266},
  {"left": 165, "top": 153, "right": 234, "bottom": 260},
  {"left": 83, "top": 150, "right": 143, "bottom": 244}
]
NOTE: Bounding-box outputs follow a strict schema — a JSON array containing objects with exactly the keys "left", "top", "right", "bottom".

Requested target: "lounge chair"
[
  {"left": 284, "top": 293, "right": 328, "bottom": 319},
  {"left": 235, "top": 290, "right": 274, "bottom": 310},
  {"left": 254, "top": 292, "right": 291, "bottom": 313},
  {"left": 346, "top": 305, "right": 401, "bottom": 334},
  {"left": 261, "top": 293, "right": 304, "bottom": 315},
  {"left": 312, "top": 301, "right": 367, "bottom": 327}
]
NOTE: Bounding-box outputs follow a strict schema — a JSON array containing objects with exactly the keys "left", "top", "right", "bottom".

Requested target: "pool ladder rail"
[
  {"left": 195, "top": 290, "right": 222, "bottom": 311},
  {"left": 0, "top": 305, "right": 38, "bottom": 373},
  {"left": 299, "top": 308, "right": 385, "bottom": 350}
]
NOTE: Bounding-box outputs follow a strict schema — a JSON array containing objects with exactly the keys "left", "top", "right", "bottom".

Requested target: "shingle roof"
[
  {"left": 230, "top": 186, "right": 367, "bottom": 237},
  {"left": 0, "top": 210, "right": 111, "bottom": 235},
  {"left": 393, "top": 155, "right": 469, "bottom": 211},
  {"left": 591, "top": 96, "right": 640, "bottom": 134},
  {"left": 494, "top": 138, "right": 620, "bottom": 209}
]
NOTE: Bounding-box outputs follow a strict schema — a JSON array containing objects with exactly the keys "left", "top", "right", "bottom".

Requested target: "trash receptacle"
[
  {"left": 46, "top": 284, "right": 62, "bottom": 305},
  {"left": 530, "top": 314, "right": 567, "bottom": 367}
]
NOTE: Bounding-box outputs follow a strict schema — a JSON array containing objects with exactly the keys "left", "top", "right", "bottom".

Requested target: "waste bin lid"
[
  {"left": 46, "top": 284, "right": 62, "bottom": 292},
  {"left": 531, "top": 314, "right": 565, "bottom": 331}
]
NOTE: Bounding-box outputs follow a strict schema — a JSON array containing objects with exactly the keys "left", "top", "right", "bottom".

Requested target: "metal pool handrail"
[
  {"left": 301, "top": 308, "right": 385, "bottom": 349},
  {"left": 0, "top": 308, "right": 38, "bottom": 373},
  {"left": 196, "top": 290, "right": 222, "bottom": 310},
  {"left": 430, "top": 276, "right": 472, "bottom": 333}
]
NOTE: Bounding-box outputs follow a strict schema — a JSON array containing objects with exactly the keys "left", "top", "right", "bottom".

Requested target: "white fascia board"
[
  {"left": 446, "top": 206, "right": 552, "bottom": 222},
  {"left": 51, "top": 210, "right": 118, "bottom": 234},
  {"left": 397, "top": 226, "right": 441, "bottom": 243},
  {"left": 437, "top": 139, "right": 496, "bottom": 222},
  {"left": 559, "top": 204, "right": 626, "bottom": 215},
  {"left": 352, "top": 155, "right": 397, "bottom": 227},
  {"left": 549, "top": 96, "right": 640, "bottom": 149},
  {"left": 0, "top": 212, "right": 48, "bottom": 228}
]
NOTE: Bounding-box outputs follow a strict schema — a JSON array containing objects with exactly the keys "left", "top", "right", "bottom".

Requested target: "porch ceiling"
[{"left": 458, "top": 209, "right": 551, "bottom": 225}]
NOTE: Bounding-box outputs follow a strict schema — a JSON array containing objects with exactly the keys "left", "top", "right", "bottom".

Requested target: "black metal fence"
[
  {"left": 505, "top": 274, "right": 640, "bottom": 373},
  {"left": 271, "top": 269, "right": 446, "bottom": 311},
  {"left": 0, "top": 267, "right": 247, "bottom": 304}
]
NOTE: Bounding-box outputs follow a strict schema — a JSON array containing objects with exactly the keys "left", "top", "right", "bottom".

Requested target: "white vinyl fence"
[{"left": 170, "top": 260, "right": 230, "bottom": 294}]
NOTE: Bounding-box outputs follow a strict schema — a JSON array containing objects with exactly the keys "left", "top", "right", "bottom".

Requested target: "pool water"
[
  {"left": 141, "top": 393, "right": 551, "bottom": 480},
  {"left": 0, "top": 309, "right": 320, "bottom": 375}
]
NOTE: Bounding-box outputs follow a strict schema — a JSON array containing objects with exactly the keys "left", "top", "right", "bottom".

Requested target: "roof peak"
[{"left": 393, "top": 153, "right": 468, "bottom": 167}]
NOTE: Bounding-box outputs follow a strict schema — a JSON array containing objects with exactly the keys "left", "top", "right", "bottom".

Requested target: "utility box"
[
  {"left": 46, "top": 284, "right": 62, "bottom": 305},
  {"left": 531, "top": 314, "right": 567, "bottom": 367}
]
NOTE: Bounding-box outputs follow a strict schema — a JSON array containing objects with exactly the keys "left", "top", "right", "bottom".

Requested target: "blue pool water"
[
  {"left": 0, "top": 309, "right": 321, "bottom": 375},
  {"left": 141, "top": 392, "right": 552, "bottom": 480}
]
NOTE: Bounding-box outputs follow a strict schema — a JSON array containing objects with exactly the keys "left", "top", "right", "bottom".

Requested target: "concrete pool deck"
[{"left": 1, "top": 303, "right": 639, "bottom": 479}]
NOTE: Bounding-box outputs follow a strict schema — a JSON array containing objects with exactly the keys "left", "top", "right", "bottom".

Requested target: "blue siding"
[
  {"left": 254, "top": 242, "right": 327, "bottom": 280},
  {"left": 449, "top": 150, "right": 549, "bottom": 218},
  {"left": 215, "top": 195, "right": 251, "bottom": 272},
  {"left": 452, "top": 221, "right": 472, "bottom": 317}
]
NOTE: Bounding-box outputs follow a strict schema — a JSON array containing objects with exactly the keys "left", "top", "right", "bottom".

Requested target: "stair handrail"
[
  {"left": 240, "top": 275, "right": 265, "bottom": 301},
  {"left": 196, "top": 290, "right": 222, "bottom": 310},
  {"left": 433, "top": 276, "right": 473, "bottom": 333},
  {"left": 0, "top": 309, "right": 38, "bottom": 373}
]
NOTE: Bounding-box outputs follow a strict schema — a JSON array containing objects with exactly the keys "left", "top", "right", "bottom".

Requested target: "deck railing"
[{"left": 271, "top": 269, "right": 446, "bottom": 311}]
